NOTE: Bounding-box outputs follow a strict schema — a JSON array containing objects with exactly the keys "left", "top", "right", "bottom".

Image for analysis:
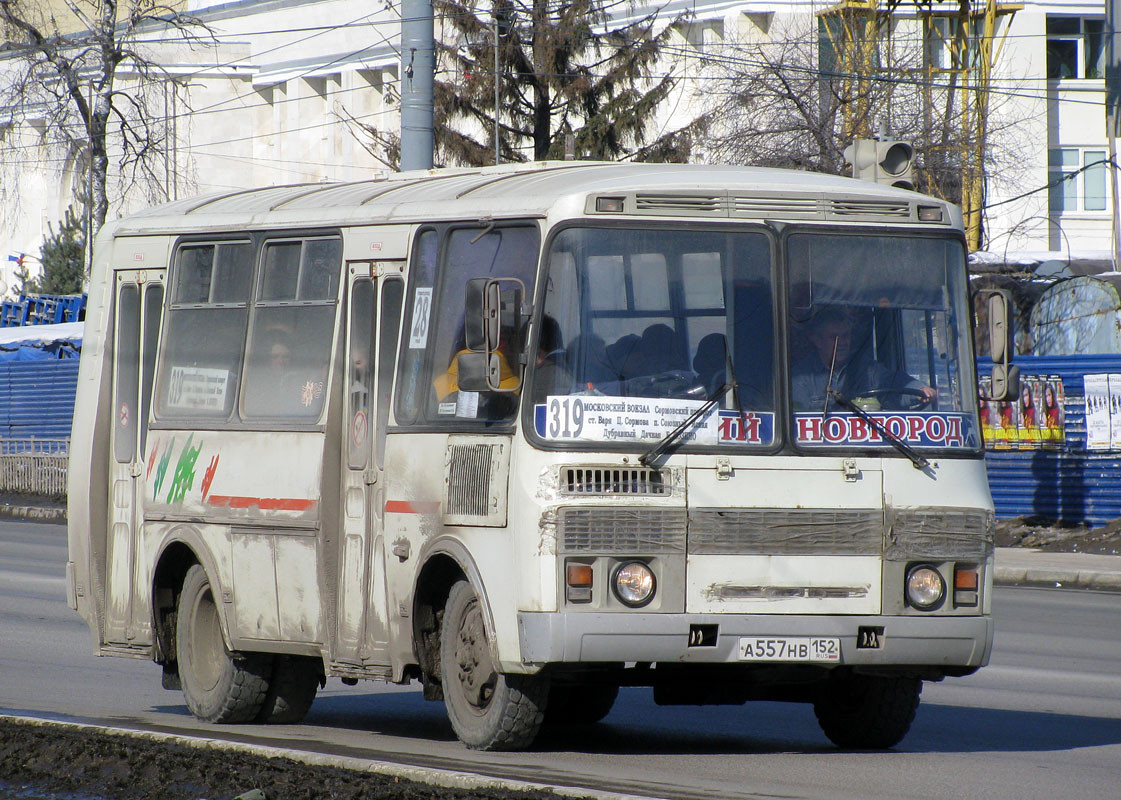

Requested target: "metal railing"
[{"left": 0, "top": 438, "right": 69, "bottom": 498}]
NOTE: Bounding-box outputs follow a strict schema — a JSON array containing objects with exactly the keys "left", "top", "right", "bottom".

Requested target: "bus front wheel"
[
  {"left": 813, "top": 673, "right": 921, "bottom": 749},
  {"left": 439, "top": 580, "right": 548, "bottom": 750},
  {"left": 177, "top": 564, "right": 270, "bottom": 723}
]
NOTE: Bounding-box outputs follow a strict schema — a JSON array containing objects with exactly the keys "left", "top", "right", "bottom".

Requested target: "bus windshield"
[
  {"left": 787, "top": 232, "right": 978, "bottom": 450},
  {"left": 532, "top": 225, "right": 978, "bottom": 452},
  {"left": 534, "top": 225, "right": 776, "bottom": 447}
]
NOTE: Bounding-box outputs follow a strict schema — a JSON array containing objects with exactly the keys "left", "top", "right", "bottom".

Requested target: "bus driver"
[{"left": 792, "top": 307, "right": 936, "bottom": 412}]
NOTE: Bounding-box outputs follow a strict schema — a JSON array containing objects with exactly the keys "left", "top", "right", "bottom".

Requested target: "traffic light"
[{"left": 843, "top": 138, "right": 915, "bottom": 191}]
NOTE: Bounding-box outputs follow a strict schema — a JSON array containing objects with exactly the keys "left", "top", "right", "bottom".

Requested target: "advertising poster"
[
  {"left": 1084, "top": 373, "right": 1111, "bottom": 451},
  {"left": 1040, "top": 375, "right": 1065, "bottom": 448},
  {"left": 1017, "top": 376, "right": 1043, "bottom": 449},
  {"left": 1112, "top": 374, "right": 1121, "bottom": 451},
  {"left": 994, "top": 396, "right": 1018, "bottom": 450},
  {"left": 979, "top": 376, "right": 995, "bottom": 446}
]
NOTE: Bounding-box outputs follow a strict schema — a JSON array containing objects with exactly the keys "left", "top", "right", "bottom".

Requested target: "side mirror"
[
  {"left": 465, "top": 278, "right": 501, "bottom": 352},
  {"left": 991, "top": 363, "right": 1020, "bottom": 403},
  {"left": 455, "top": 351, "right": 493, "bottom": 392},
  {"left": 462, "top": 276, "right": 528, "bottom": 392},
  {"left": 981, "top": 289, "right": 1018, "bottom": 401}
]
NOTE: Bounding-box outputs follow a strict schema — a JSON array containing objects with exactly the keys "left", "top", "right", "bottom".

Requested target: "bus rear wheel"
[
  {"left": 257, "top": 655, "right": 321, "bottom": 724},
  {"left": 439, "top": 580, "right": 548, "bottom": 750},
  {"left": 813, "top": 673, "right": 921, "bottom": 749},
  {"left": 177, "top": 564, "right": 270, "bottom": 723}
]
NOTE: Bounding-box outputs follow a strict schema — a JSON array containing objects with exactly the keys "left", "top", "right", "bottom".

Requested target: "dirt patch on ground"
[
  {"left": 0, "top": 719, "right": 562, "bottom": 800},
  {"left": 994, "top": 516, "right": 1121, "bottom": 556}
]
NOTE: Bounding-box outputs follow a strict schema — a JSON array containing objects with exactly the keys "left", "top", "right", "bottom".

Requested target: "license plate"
[{"left": 738, "top": 636, "right": 841, "bottom": 662}]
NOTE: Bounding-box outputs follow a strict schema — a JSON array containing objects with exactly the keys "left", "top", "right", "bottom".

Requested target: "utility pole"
[
  {"left": 400, "top": 0, "right": 434, "bottom": 171},
  {"left": 493, "top": 11, "right": 500, "bottom": 166},
  {"left": 1107, "top": 0, "right": 1121, "bottom": 270}
]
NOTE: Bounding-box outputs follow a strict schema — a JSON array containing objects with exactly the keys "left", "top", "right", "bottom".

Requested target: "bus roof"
[{"left": 113, "top": 161, "right": 958, "bottom": 235}]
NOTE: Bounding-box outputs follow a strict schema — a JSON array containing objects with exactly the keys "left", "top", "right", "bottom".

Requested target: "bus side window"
[
  {"left": 156, "top": 241, "right": 252, "bottom": 419},
  {"left": 347, "top": 278, "right": 375, "bottom": 470},
  {"left": 114, "top": 283, "right": 141, "bottom": 464},
  {"left": 377, "top": 277, "right": 403, "bottom": 469},
  {"left": 423, "top": 224, "right": 539, "bottom": 422},
  {"left": 243, "top": 237, "right": 342, "bottom": 421},
  {"left": 140, "top": 282, "right": 164, "bottom": 452},
  {"left": 396, "top": 229, "right": 439, "bottom": 425}
]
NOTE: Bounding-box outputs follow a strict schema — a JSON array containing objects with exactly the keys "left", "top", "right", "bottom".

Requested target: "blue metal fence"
[
  {"left": 0, "top": 359, "right": 80, "bottom": 442},
  {"left": 979, "top": 354, "right": 1121, "bottom": 525}
]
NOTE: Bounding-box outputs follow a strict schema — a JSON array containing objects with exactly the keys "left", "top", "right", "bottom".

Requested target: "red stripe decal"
[
  {"left": 385, "top": 500, "right": 441, "bottom": 514},
  {"left": 207, "top": 495, "right": 317, "bottom": 511}
]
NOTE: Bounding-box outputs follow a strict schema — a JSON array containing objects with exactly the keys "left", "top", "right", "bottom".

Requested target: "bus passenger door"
[
  {"left": 105, "top": 269, "right": 165, "bottom": 647},
  {"left": 335, "top": 263, "right": 403, "bottom": 667}
]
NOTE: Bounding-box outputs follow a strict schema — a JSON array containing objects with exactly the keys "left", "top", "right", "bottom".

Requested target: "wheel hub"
[{"left": 454, "top": 600, "right": 496, "bottom": 709}]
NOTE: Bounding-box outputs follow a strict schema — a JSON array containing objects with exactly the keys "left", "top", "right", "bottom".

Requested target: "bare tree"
[
  {"left": 0, "top": 1, "right": 206, "bottom": 237},
  {"left": 698, "top": 9, "right": 1031, "bottom": 247}
]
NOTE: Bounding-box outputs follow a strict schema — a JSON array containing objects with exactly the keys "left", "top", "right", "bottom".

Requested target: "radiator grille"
[
  {"left": 688, "top": 508, "right": 884, "bottom": 555},
  {"left": 560, "top": 466, "right": 669, "bottom": 496},
  {"left": 446, "top": 443, "right": 494, "bottom": 518},
  {"left": 886, "top": 507, "right": 995, "bottom": 560},
  {"left": 558, "top": 507, "right": 686, "bottom": 553}
]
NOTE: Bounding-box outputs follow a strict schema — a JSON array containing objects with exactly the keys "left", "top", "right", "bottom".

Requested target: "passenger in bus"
[
  {"left": 792, "top": 307, "right": 935, "bottom": 411},
  {"left": 433, "top": 325, "right": 519, "bottom": 407},
  {"left": 532, "top": 316, "right": 572, "bottom": 401},
  {"left": 605, "top": 334, "right": 641, "bottom": 380},
  {"left": 692, "top": 333, "right": 727, "bottom": 397},
  {"left": 255, "top": 331, "right": 327, "bottom": 416},
  {"left": 636, "top": 323, "right": 687, "bottom": 375}
]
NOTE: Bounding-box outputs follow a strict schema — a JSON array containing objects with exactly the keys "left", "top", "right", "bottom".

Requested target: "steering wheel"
[{"left": 859, "top": 387, "right": 932, "bottom": 411}]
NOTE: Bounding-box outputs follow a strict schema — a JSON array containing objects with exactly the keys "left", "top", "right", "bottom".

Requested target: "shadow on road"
[{"left": 211, "top": 688, "right": 1121, "bottom": 756}]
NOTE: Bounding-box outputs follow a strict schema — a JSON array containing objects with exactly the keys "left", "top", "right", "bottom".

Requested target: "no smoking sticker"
[{"left": 351, "top": 410, "right": 368, "bottom": 447}]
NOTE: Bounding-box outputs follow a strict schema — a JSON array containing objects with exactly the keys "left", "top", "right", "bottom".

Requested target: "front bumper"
[{"left": 518, "top": 611, "right": 993, "bottom": 668}]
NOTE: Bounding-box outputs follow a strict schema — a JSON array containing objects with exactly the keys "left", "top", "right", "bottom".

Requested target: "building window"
[
  {"left": 1047, "top": 17, "right": 1105, "bottom": 80},
  {"left": 1049, "top": 148, "right": 1109, "bottom": 213},
  {"left": 925, "top": 16, "right": 979, "bottom": 72}
]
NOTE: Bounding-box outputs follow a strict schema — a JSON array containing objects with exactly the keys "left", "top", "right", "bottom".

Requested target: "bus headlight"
[
  {"left": 612, "top": 561, "right": 656, "bottom": 607},
  {"left": 905, "top": 565, "right": 945, "bottom": 610}
]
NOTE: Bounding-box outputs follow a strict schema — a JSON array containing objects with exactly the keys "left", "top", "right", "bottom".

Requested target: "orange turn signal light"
[
  {"left": 567, "top": 564, "right": 594, "bottom": 587},
  {"left": 954, "top": 568, "right": 979, "bottom": 590}
]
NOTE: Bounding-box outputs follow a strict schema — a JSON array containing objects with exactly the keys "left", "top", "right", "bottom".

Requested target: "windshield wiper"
[
  {"left": 827, "top": 389, "right": 930, "bottom": 470},
  {"left": 639, "top": 383, "right": 729, "bottom": 466},
  {"left": 640, "top": 349, "right": 754, "bottom": 466}
]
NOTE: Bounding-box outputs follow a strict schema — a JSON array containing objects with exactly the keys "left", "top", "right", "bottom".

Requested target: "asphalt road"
[{"left": 2, "top": 520, "right": 1119, "bottom": 800}]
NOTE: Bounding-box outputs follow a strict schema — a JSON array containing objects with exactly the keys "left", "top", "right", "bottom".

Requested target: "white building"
[{"left": 0, "top": 0, "right": 1112, "bottom": 292}]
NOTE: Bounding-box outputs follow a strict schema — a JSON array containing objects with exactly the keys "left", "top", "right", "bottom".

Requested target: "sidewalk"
[
  {"left": 993, "top": 547, "right": 1121, "bottom": 591},
  {"left": 4, "top": 502, "right": 1119, "bottom": 592}
]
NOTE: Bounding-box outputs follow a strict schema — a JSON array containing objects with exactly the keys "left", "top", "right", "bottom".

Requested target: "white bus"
[{"left": 68, "top": 162, "right": 1011, "bottom": 751}]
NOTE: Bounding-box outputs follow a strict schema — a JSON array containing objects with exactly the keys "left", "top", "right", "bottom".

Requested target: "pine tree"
[
  {"left": 38, "top": 207, "right": 86, "bottom": 295},
  {"left": 433, "top": 0, "right": 699, "bottom": 165}
]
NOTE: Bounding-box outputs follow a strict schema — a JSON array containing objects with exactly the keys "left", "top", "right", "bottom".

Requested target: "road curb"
[
  {"left": 0, "top": 714, "right": 665, "bottom": 800},
  {"left": 0, "top": 504, "right": 65, "bottom": 521},
  {"left": 993, "top": 567, "right": 1121, "bottom": 591}
]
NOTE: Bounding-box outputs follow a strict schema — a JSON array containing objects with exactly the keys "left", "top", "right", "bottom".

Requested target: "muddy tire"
[
  {"left": 257, "top": 655, "right": 321, "bottom": 724},
  {"left": 813, "top": 674, "right": 922, "bottom": 749},
  {"left": 177, "top": 564, "right": 271, "bottom": 723},
  {"left": 440, "top": 581, "right": 548, "bottom": 750},
  {"left": 544, "top": 684, "right": 618, "bottom": 725}
]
